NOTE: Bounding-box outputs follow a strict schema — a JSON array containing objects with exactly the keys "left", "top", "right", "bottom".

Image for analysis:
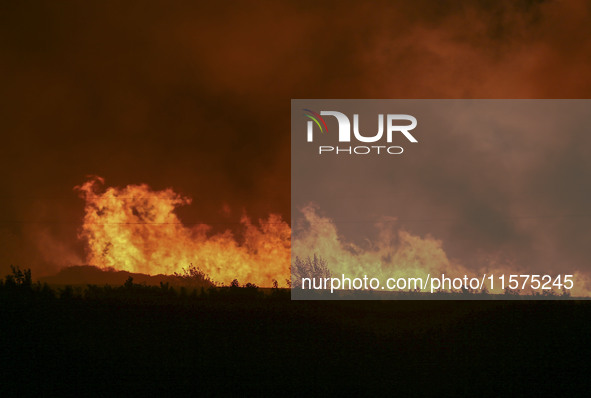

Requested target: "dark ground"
[{"left": 1, "top": 274, "right": 590, "bottom": 396}]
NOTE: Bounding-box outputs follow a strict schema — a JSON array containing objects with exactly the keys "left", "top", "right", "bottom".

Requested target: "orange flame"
[
  {"left": 75, "top": 176, "right": 290, "bottom": 287},
  {"left": 73, "top": 177, "right": 590, "bottom": 296},
  {"left": 293, "top": 204, "right": 591, "bottom": 296},
  {"left": 293, "top": 204, "right": 472, "bottom": 284}
]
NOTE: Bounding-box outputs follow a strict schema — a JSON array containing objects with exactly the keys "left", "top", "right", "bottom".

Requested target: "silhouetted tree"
[
  {"left": 124, "top": 276, "right": 134, "bottom": 289},
  {"left": 60, "top": 285, "right": 75, "bottom": 300},
  {"left": 5, "top": 266, "right": 32, "bottom": 289},
  {"left": 174, "top": 263, "right": 215, "bottom": 289},
  {"left": 291, "top": 254, "right": 331, "bottom": 288}
]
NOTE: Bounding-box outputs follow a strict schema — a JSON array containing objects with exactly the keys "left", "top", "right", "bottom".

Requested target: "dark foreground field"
[{"left": 1, "top": 274, "right": 590, "bottom": 395}]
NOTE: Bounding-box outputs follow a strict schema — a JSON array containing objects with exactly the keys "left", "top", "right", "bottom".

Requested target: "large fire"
[
  {"left": 293, "top": 204, "right": 474, "bottom": 287},
  {"left": 73, "top": 177, "right": 590, "bottom": 295},
  {"left": 292, "top": 204, "right": 591, "bottom": 296},
  {"left": 75, "top": 176, "right": 290, "bottom": 287}
]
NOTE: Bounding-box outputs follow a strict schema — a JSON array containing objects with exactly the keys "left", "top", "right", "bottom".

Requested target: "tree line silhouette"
[
  {"left": 1, "top": 263, "right": 589, "bottom": 395},
  {"left": 0, "top": 261, "right": 574, "bottom": 303},
  {"left": 0, "top": 265, "right": 290, "bottom": 304}
]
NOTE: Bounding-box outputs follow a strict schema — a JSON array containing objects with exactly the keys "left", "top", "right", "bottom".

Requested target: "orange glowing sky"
[{"left": 1, "top": 0, "right": 591, "bottom": 287}]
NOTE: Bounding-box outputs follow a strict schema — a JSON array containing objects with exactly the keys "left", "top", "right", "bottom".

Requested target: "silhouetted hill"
[
  {"left": 38, "top": 265, "right": 210, "bottom": 288},
  {"left": 1, "top": 266, "right": 590, "bottom": 394}
]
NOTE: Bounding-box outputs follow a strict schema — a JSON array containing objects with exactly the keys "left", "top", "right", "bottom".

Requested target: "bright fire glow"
[
  {"left": 293, "top": 204, "right": 591, "bottom": 296},
  {"left": 74, "top": 177, "right": 590, "bottom": 295},
  {"left": 75, "top": 176, "right": 290, "bottom": 287}
]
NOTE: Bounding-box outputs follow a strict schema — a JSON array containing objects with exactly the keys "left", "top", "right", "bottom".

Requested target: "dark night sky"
[{"left": 1, "top": 0, "right": 591, "bottom": 277}]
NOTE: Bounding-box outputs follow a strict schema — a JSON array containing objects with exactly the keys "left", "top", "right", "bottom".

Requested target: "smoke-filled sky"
[
  {"left": 1, "top": 0, "right": 591, "bottom": 278},
  {"left": 291, "top": 100, "right": 591, "bottom": 295}
]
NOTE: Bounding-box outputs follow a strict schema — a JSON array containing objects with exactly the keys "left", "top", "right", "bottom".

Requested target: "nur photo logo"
[{"left": 303, "top": 109, "right": 418, "bottom": 155}]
